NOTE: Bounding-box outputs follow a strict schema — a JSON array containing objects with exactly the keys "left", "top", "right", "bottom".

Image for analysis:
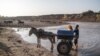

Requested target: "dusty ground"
[{"left": 0, "top": 28, "right": 54, "bottom": 56}]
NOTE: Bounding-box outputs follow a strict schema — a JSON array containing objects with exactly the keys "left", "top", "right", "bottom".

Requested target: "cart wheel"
[{"left": 57, "top": 41, "right": 72, "bottom": 55}]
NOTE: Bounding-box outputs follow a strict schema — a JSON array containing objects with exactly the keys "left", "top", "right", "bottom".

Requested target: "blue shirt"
[{"left": 74, "top": 29, "right": 79, "bottom": 36}]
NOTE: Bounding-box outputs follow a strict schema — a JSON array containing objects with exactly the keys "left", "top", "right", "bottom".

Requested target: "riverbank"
[{"left": 0, "top": 28, "right": 54, "bottom": 56}]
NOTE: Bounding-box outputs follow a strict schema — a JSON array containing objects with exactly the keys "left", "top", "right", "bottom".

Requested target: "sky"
[{"left": 0, "top": 0, "right": 100, "bottom": 16}]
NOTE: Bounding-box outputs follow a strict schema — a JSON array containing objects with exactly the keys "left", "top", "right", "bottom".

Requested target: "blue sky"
[{"left": 0, "top": 0, "right": 100, "bottom": 16}]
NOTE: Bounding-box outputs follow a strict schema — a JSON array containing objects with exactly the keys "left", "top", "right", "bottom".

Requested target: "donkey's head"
[{"left": 29, "top": 27, "right": 37, "bottom": 36}]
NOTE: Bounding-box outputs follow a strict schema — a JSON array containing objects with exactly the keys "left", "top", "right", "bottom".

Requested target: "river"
[{"left": 12, "top": 22, "right": 100, "bottom": 56}]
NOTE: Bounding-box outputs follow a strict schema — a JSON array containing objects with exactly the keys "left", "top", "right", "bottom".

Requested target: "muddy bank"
[{"left": 0, "top": 28, "right": 54, "bottom": 56}]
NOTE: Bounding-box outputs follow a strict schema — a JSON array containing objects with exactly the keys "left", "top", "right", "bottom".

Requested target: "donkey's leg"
[
  {"left": 51, "top": 36, "right": 55, "bottom": 52},
  {"left": 52, "top": 36, "right": 55, "bottom": 43},
  {"left": 51, "top": 42, "right": 54, "bottom": 52},
  {"left": 37, "top": 38, "right": 41, "bottom": 48},
  {"left": 37, "top": 38, "right": 39, "bottom": 48},
  {"left": 38, "top": 38, "right": 41, "bottom": 48},
  {"left": 49, "top": 38, "right": 54, "bottom": 52}
]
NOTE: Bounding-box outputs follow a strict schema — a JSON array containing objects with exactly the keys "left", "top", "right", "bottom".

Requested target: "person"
[
  {"left": 74, "top": 25, "right": 79, "bottom": 49},
  {"left": 65, "top": 24, "right": 73, "bottom": 47}
]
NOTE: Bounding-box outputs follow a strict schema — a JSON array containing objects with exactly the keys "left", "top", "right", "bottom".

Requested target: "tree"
[{"left": 82, "top": 10, "right": 94, "bottom": 16}]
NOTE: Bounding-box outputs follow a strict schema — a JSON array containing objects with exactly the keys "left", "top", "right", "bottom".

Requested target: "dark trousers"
[{"left": 74, "top": 35, "right": 79, "bottom": 45}]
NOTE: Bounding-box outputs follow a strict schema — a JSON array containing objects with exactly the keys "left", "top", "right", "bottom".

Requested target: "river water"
[{"left": 12, "top": 22, "right": 100, "bottom": 56}]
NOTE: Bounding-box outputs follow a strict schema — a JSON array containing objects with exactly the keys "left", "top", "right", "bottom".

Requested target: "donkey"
[
  {"left": 29, "top": 27, "right": 55, "bottom": 52},
  {"left": 18, "top": 20, "right": 24, "bottom": 24}
]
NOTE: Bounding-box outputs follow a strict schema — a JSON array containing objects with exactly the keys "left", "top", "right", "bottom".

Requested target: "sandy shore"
[{"left": 0, "top": 28, "right": 54, "bottom": 56}]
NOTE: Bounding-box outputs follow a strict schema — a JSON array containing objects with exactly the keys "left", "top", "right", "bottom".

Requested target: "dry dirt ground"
[{"left": 0, "top": 28, "right": 54, "bottom": 56}]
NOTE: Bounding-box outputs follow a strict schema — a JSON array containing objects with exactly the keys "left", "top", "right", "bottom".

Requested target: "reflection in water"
[
  {"left": 58, "top": 54, "right": 71, "bottom": 56},
  {"left": 58, "top": 49, "right": 78, "bottom": 56},
  {"left": 70, "top": 50, "right": 78, "bottom": 56}
]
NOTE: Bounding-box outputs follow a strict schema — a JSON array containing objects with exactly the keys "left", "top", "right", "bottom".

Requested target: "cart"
[{"left": 57, "top": 30, "right": 74, "bottom": 55}]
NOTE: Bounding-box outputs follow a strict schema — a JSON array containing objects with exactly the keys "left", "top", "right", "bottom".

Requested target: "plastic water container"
[{"left": 57, "top": 30, "right": 74, "bottom": 40}]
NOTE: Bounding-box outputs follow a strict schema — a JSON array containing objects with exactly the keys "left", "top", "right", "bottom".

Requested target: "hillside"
[{"left": 0, "top": 10, "right": 100, "bottom": 22}]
